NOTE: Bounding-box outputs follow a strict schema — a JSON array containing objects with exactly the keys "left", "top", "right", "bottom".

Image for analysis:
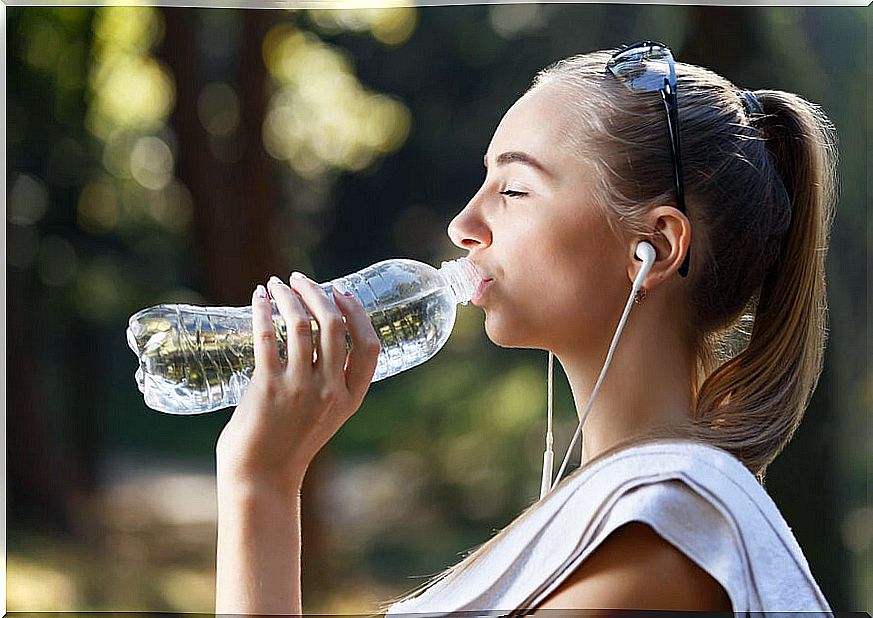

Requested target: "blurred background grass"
[{"left": 6, "top": 3, "right": 870, "bottom": 613}]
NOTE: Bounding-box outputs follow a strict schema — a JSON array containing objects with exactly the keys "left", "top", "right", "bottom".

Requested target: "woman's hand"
[{"left": 216, "top": 272, "right": 382, "bottom": 492}]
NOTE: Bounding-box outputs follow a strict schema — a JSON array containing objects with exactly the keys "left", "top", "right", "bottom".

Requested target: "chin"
[{"left": 483, "top": 311, "right": 540, "bottom": 350}]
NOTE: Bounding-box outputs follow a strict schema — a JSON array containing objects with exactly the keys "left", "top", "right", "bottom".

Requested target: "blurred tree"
[
  {"left": 8, "top": 290, "right": 75, "bottom": 533},
  {"left": 8, "top": 7, "right": 99, "bottom": 537},
  {"left": 157, "top": 8, "right": 280, "bottom": 304}
]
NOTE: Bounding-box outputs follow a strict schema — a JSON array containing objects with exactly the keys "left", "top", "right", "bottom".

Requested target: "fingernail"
[
  {"left": 290, "top": 271, "right": 307, "bottom": 280},
  {"left": 255, "top": 284, "right": 268, "bottom": 299},
  {"left": 268, "top": 275, "right": 283, "bottom": 286}
]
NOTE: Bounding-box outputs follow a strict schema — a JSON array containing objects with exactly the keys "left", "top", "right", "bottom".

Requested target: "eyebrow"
[{"left": 484, "top": 150, "right": 554, "bottom": 178}]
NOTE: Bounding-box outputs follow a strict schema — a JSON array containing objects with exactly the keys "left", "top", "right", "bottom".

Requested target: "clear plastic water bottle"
[{"left": 126, "top": 257, "right": 480, "bottom": 415}]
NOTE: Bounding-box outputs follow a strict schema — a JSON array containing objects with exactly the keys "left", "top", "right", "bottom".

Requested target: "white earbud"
[
  {"left": 635, "top": 241, "right": 657, "bottom": 283},
  {"left": 541, "top": 239, "right": 658, "bottom": 499}
]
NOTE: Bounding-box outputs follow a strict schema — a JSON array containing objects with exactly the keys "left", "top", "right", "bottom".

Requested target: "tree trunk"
[
  {"left": 8, "top": 281, "right": 76, "bottom": 535},
  {"left": 158, "top": 7, "right": 280, "bottom": 304}
]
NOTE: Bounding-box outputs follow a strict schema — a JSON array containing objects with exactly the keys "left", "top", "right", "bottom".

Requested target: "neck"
[{"left": 554, "top": 301, "right": 696, "bottom": 467}]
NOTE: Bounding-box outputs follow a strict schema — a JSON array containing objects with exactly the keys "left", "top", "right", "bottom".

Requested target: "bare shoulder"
[{"left": 533, "top": 521, "right": 732, "bottom": 612}]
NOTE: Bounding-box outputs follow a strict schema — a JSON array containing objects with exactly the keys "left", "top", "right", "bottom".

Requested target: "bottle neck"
[{"left": 439, "top": 257, "right": 478, "bottom": 305}]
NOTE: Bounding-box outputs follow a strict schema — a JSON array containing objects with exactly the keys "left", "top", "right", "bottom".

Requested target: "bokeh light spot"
[
  {"left": 7, "top": 555, "right": 79, "bottom": 610},
  {"left": 370, "top": 7, "right": 417, "bottom": 46},
  {"left": 261, "top": 29, "right": 411, "bottom": 178},
  {"left": 488, "top": 4, "right": 547, "bottom": 39},
  {"left": 130, "top": 136, "right": 174, "bottom": 190},
  {"left": 92, "top": 5, "right": 164, "bottom": 54},
  {"left": 305, "top": 5, "right": 417, "bottom": 46},
  {"left": 102, "top": 130, "right": 137, "bottom": 179},
  {"left": 157, "top": 568, "right": 215, "bottom": 611},
  {"left": 7, "top": 174, "right": 49, "bottom": 226},
  {"left": 147, "top": 180, "right": 194, "bottom": 233},
  {"left": 197, "top": 82, "right": 240, "bottom": 138},
  {"left": 23, "top": 19, "right": 62, "bottom": 73},
  {"left": 841, "top": 505, "right": 873, "bottom": 554},
  {"left": 87, "top": 54, "right": 175, "bottom": 140},
  {"left": 483, "top": 366, "right": 543, "bottom": 433},
  {"left": 73, "top": 256, "right": 122, "bottom": 323},
  {"left": 78, "top": 181, "right": 120, "bottom": 234}
]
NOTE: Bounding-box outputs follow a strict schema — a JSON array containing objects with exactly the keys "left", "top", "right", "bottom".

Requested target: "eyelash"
[{"left": 500, "top": 189, "right": 527, "bottom": 198}]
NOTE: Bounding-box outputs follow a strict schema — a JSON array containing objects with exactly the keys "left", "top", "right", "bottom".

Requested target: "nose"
[{"left": 448, "top": 193, "right": 492, "bottom": 251}]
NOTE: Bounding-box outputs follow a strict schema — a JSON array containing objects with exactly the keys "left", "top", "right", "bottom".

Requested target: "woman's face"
[{"left": 448, "top": 85, "right": 630, "bottom": 355}]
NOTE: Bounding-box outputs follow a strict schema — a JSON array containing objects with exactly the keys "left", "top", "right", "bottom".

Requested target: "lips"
[
  {"left": 472, "top": 276, "right": 493, "bottom": 306},
  {"left": 466, "top": 260, "right": 494, "bottom": 306}
]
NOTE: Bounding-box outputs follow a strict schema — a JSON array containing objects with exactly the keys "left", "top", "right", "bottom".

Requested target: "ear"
[{"left": 627, "top": 206, "right": 692, "bottom": 290}]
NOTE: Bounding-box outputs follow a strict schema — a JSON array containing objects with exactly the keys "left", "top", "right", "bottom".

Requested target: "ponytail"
[{"left": 693, "top": 90, "right": 839, "bottom": 483}]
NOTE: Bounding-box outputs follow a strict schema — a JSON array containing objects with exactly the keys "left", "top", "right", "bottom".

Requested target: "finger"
[
  {"left": 333, "top": 286, "right": 381, "bottom": 399},
  {"left": 266, "top": 275, "right": 314, "bottom": 374},
  {"left": 288, "top": 272, "right": 348, "bottom": 377},
  {"left": 251, "top": 284, "right": 282, "bottom": 377}
]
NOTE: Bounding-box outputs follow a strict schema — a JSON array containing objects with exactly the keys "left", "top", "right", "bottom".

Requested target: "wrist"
[{"left": 216, "top": 458, "right": 308, "bottom": 499}]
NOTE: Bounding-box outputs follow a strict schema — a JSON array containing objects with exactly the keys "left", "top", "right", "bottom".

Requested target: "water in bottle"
[{"left": 126, "top": 257, "right": 480, "bottom": 415}]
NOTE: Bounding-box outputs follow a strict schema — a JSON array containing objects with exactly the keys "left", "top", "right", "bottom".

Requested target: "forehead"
[{"left": 487, "top": 86, "right": 577, "bottom": 165}]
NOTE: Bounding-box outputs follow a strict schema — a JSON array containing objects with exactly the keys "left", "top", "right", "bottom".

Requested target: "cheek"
[
  {"left": 541, "top": 215, "right": 608, "bottom": 290},
  {"left": 534, "top": 215, "right": 627, "bottom": 340}
]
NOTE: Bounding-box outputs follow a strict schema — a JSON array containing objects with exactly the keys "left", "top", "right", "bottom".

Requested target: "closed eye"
[{"left": 500, "top": 190, "right": 527, "bottom": 198}]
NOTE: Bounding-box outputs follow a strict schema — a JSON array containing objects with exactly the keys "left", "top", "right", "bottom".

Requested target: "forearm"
[{"left": 215, "top": 474, "right": 305, "bottom": 615}]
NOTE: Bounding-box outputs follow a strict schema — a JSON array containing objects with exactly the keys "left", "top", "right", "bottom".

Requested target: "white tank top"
[{"left": 385, "top": 439, "right": 831, "bottom": 615}]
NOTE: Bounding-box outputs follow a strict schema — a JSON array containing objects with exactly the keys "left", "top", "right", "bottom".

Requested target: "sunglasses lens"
[{"left": 608, "top": 44, "right": 673, "bottom": 92}]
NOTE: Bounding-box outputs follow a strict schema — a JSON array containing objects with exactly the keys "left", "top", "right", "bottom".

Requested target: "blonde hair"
[{"left": 379, "top": 47, "right": 838, "bottom": 613}]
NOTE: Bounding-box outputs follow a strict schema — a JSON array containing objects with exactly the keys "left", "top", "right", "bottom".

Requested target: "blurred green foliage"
[{"left": 6, "top": 4, "right": 869, "bottom": 613}]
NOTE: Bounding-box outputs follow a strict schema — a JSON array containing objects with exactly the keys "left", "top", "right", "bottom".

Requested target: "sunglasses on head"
[{"left": 607, "top": 40, "right": 690, "bottom": 278}]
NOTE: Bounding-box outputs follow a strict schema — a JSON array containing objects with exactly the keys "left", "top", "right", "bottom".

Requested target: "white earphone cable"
[
  {"left": 539, "top": 351, "right": 555, "bottom": 498},
  {"left": 541, "top": 242, "right": 655, "bottom": 496}
]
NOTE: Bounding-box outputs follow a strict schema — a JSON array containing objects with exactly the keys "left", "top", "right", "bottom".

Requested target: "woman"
[{"left": 214, "top": 42, "right": 837, "bottom": 614}]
